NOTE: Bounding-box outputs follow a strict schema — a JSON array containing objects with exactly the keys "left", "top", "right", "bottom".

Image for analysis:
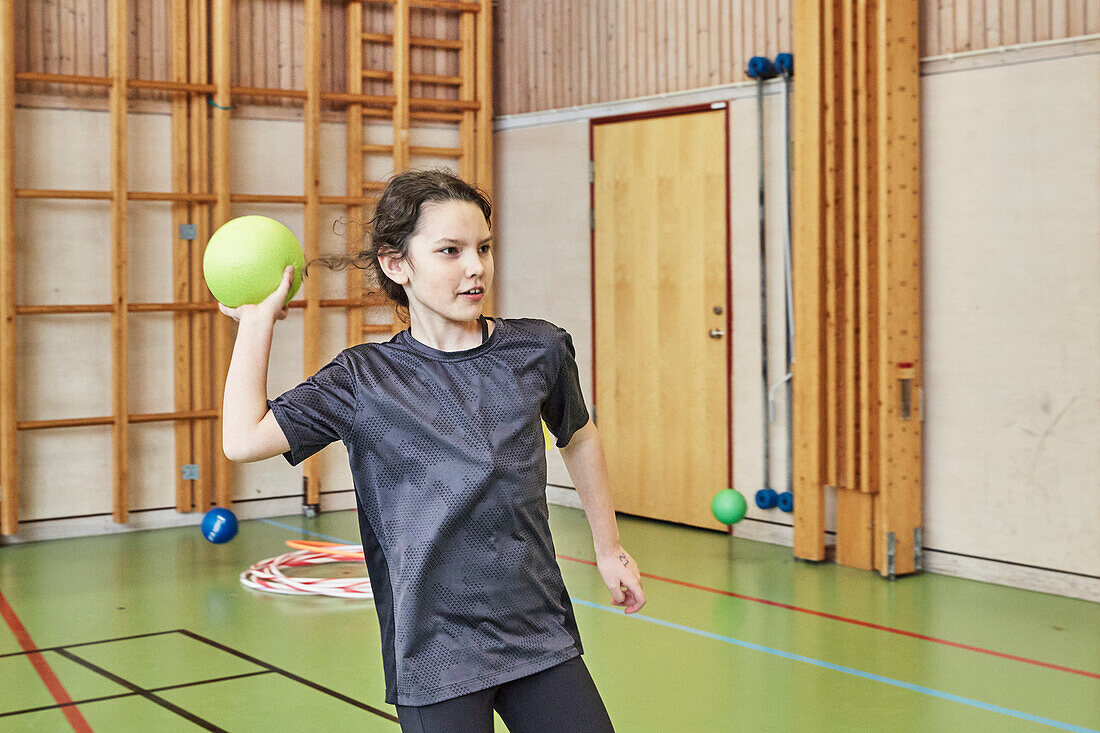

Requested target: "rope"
[{"left": 240, "top": 541, "right": 373, "bottom": 600}]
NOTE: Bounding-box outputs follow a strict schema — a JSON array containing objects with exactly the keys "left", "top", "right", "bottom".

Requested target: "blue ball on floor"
[{"left": 201, "top": 508, "right": 238, "bottom": 544}]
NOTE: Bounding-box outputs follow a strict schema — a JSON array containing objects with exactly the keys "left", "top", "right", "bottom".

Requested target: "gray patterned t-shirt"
[{"left": 267, "top": 317, "right": 591, "bottom": 706}]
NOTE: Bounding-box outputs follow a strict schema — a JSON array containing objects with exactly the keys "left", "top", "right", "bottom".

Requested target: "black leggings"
[{"left": 396, "top": 656, "right": 615, "bottom": 733}]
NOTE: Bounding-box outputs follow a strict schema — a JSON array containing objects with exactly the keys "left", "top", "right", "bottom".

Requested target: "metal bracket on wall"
[
  {"left": 179, "top": 224, "right": 197, "bottom": 240},
  {"left": 301, "top": 477, "right": 320, "bottom": 518},
  {"left": 914, "top": 526, "right": 924, "bottom": 571},
  {"left": 886, "top": 531, "right": 897, "bottom": 580},
  {"left": 181, "top": 464, "right": 199, "bottom": 480}
]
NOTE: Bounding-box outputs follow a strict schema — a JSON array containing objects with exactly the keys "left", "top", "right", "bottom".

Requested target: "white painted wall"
[
  {"left": 491, "top": 52, "right": 1100, "bottom": 599},
  {"left": 493, "top": 121, "right": 593, "bottom": 487},
  {"left": 920, "top": 55, "right": 1100, "bottom": 583}
]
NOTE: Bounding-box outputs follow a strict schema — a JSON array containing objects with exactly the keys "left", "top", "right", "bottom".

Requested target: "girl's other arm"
[
  {"left": 559, "top": 419, "right": 647, "bottom": 613},
  {"left": 220, "top": 266, "right": 294, "bottom": 463}
]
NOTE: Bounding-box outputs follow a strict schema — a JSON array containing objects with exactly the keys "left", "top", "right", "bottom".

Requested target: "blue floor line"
[
  {"left": 258, "top": 519, "right": 1096, "bottom": 733},
  {"left": 570, "top": 598, "right": 1097, "bottom": 733},
  {"left": 256, "top": 518, "right": 356, "bottom": 545}
]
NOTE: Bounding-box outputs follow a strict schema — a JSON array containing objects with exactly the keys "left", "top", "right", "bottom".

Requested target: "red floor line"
[
  {"left": 555, "top": 553, "right": 1100, "bottom": 681},
  {"left": 0, "top": 588, "right": 93, "bottom": 732}
]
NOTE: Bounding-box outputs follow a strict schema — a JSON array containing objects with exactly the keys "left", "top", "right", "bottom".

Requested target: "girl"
[{"left": 218, "top": 169, "right": 645, "bottom": 732}]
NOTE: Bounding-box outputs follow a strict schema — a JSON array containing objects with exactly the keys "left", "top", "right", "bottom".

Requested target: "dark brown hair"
[{"left": 308, "top": 168, "right": 492, "bottom": 318}]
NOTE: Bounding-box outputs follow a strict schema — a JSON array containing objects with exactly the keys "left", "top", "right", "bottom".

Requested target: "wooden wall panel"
[
  {"left": 13, "top": 1, "right": 1100, "bottom": 114},
  {"left": 921, "top": 0, "right": 1100, "bottom": 55},
  {"left": 491, "top": 0, "right": 1099, "bottom": 116},
  {"left": 493, "top": 0, "right": 793, "bottom": 115},
  {"left": 13, "top": 0, "right": 461, "bottom": 109}
]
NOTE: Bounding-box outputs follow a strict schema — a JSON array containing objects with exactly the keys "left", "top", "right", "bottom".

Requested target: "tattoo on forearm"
[{"left": 619, "top": 553, "right": 629, "bottom": 567}]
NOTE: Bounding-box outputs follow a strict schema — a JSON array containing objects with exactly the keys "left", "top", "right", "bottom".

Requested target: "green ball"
[
  {"left": 711, "top": 489, "right": 748, "bottom": 525},
  {"left": 203, "top": 216, "right": 305, "bottom": 308}
]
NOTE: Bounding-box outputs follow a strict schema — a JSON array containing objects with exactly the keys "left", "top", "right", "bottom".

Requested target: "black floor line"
[
  {"left": 2, "top": 629, "right": 399, "bottom": 724},
  {"left": 0, "top": 629, "right": 179, "bottom": 660},
  {"left": 0, "top": 670, "right": 274, "bottom": 720},
  {"left": 178, "top": 629, "right": 400, "bottom": 723},
  {"left": 0, "top": 692, "right": 135, "bottom": 719},
  {"left": 53, "top": 648, "right": 228, "bottom": 732}
]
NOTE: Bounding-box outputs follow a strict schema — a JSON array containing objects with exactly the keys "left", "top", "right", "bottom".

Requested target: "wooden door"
[{"left": 592, "top": 108, "right": 730, "bottom": 530}]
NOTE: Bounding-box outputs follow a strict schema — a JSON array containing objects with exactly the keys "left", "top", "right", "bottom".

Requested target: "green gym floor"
[{"left": 0, "top": 505, "right": 1096, "bottom": 732}]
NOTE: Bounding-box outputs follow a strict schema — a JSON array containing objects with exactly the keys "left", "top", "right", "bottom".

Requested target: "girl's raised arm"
[{"left": 220, "top": 265, "right": 294, "bottom": 462}]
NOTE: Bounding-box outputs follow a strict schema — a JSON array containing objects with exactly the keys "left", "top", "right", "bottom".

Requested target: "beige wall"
[
  {"left": 492, "top": 121, "right": 592, "bottom": 487},
  {"left": 492, "top": 51, "right": 1100, "bottom": 598},
  {"left": 921, "top": 54, "right": 1100, "bottom": 580}
]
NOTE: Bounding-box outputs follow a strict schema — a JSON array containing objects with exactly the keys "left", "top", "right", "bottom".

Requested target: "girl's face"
[{"left": 387, "top": 199, "right": 493, "bottom": 327}]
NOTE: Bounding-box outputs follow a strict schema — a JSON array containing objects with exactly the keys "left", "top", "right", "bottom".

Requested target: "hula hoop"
[{"left": 240, "top": 541, "right": 373, "bottom": 600}]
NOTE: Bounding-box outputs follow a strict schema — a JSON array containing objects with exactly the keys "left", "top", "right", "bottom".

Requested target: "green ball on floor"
[
  {"left": 203, "top": 215, "right": 305, "bottom": 308},
  {"left": 711, "top": 489, "right": 747, "bottom": 525}
]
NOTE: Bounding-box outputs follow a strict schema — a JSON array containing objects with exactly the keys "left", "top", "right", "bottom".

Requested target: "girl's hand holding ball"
[
  {"left": 217, "top": 265, "right": 294, "bottom": 324},
  {"left": 203, "top": 214, "right": 305, "bottom": 324}
]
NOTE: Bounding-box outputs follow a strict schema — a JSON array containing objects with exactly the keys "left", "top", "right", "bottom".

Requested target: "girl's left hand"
[{"left": 596, "top": 546, "right": 646, "bottom": 614}]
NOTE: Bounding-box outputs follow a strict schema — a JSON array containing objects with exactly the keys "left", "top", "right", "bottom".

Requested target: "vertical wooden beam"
[
  {"left": 211, "top": 0, "right": 233, "bottom": 508},
  {"left": 841, "top": 0, "right": 858, "bottom": 494},
  {"left": 189, "top": 0, "right": 212, "bottom": 512},
  {"left": 171, "top": 0, "right": 193, "bottom": 513},
  {"left": 109, "top": 0, "right": 130, "bottom": 524},
  {"left": 475, "top": 0, "right": 493, "bottom": 192},
  {"left": 346, "top": 0, "right": 365, "bottom": 347},
  {"left": 821, "top": 0, "right": 839, "bottom": 498},
  {"left": 0, "top": 0, "right": 17, "bottom": 534},
  {"left": 475, "top": 0, "right": 493, "bottom": 315},
  {"left": 459, "top": 9, "right": 475, "bottom": 181},
  {"left": 858, "top": 0, "right": 881, "bottom": 575},
  {"left": 835, "top": 0, "right": 873, "bottom": 570},
  {"left": 857, "top": 0, "right": 875, "bottom": 493},
  {"left": 393, "top": 0, "right": 410, "bottom": 172},
  {"left": 874, "top": 0, "right": 922, "bottom": 577},
  {"left": 304, "top": 0, "right": 322, "bottom": 508},
  {"left": 791, "top": 0, "right": 825, "bottom": 561}
]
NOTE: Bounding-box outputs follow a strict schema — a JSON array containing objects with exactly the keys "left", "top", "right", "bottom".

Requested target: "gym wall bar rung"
[{"left": 0, "top": 0, "right": 493, "bottom": 534}]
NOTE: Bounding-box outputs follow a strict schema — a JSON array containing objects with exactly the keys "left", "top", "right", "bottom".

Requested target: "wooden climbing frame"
[{"left": 0, "top": 0, "right": 493, "bottom": 533}]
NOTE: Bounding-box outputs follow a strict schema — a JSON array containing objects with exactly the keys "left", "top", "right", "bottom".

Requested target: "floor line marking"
[
  {"left": 556, "top": 553, "right": 1100, "bottom": 680},
  {"left": 571, "top": 598, "right": 1098, "bottom": 733},
  {"left": 56, "top": 648, "right": 227, "bottom": 732},
  {"left": 258, "top": 518, "right": 356, "bottom": 544},
  {"left": 0, "top": 692, "right": 135, "bottom": 719},
  {"left": 178, "top": 629, "right": 400, "bottom": 722},
  {"left": 0, "top": 670, "right": 276, "bottom": 720},
  {"left": 0, "top": 587, "right": 92, "bottom": 732},
  {"left": 0, "top": 629, "right": 179, "bottom": 660},
  {"left": 258, "top": 521, "right": 1098, "bottom": 683}
]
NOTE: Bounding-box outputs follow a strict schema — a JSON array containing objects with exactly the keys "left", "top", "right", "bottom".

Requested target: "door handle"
[{"left": 709, "top": 329, "right": 725, "bottom": 339}]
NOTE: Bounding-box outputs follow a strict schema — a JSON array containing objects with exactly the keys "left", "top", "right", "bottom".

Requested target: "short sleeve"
[
  {"left": 267, "top": 352, "right": 359, "bottom": 466},
  {"left": 540, "top": 329, "right": 591, "bottom": 448}
]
